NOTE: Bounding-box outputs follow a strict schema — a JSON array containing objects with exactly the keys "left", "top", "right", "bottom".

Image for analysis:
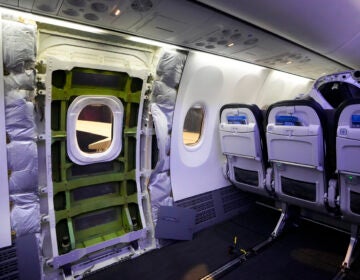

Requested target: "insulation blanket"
[
  {"left": 5, "top": 89, "right": 29, "bottom": 102},
  {"left": 4, "top": 70, "right": 35, "bottom": 91},
  {"left": 152, "top": 81, "right": 177, "bottom": 107},
  {"left": 156, "top": 51, "right": 186, "bottom": 89},
  {"left": 2, "top": 20, "right": 36, "bottom": 72},
  {"left": 5, "top": 98, "right": 36, "bottom": 140},
  {"left": 152, "top": 81, "right": 176, "bottom": 132},
  {"left": 149, "top": 172, "right": 173, "bottom": 223},
  {"left": 10, "top": 193, "right": 40, "bottom": 236},
  {"left": 7, "top": 141, "right": 38, "bottom": 194},
  {"left": 150, "top": 103, "right": 170, "bottom": 164},
  {"left": 148, "top": 51, "right": 187, "bottom": 230}
]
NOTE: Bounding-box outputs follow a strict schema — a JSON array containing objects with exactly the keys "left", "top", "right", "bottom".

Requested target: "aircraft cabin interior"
[{"left": 1, "top": 0, "right": 360, "bottom": 279}]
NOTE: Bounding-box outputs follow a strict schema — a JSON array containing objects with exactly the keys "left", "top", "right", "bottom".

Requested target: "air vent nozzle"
[
  {"left": 131, "top": 0, "right": 153, "bottom": 12},
  {"left": 353, "top": 70, "right": 360, "bottom": 80}
]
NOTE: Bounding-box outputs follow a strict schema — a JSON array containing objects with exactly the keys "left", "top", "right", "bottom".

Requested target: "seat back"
[
  {"left": 219, "top": 104, "right": 270, "bottom": 196},
  {"left": 266, "top": 100, "right": 328, "bottom": 211},
  {"left": 336, "top": 99, "right": 360, "bottom": 222}
]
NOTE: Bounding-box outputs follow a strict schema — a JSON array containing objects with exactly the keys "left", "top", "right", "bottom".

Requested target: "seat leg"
[
  {"left": 271, "top": 212, "right": 286, "bottom": 238},
  {"left": 271, "top": 208, "right": 288, "bottom": 238},
  {"left": 342, "top": 224, "right": 358, "bottom": 270},
  {"left": 252, "top": 204, "right": 290, "bottom": 252}
]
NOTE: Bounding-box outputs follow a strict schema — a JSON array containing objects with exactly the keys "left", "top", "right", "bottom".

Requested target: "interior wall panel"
[
  {"left": 171, "top": 51, "right": 313, "bottom": 201},
  {"left": 255, "top": 71, "right": 313, "bottom": 108}
]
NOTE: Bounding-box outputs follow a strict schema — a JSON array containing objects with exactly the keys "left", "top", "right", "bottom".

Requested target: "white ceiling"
[{"left": 0, "top": 0, "right": 355, "bottom": 79}]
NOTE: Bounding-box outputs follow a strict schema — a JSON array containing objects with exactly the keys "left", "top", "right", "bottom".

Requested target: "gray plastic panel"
[{"left": 155, "top": 206, "right": 196, "bottom": 240}]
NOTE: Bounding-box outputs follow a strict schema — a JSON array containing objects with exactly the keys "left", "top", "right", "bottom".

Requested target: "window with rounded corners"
[
  {"left": 77, "top": 104, "right": 113, "bottom": 153},
  {"left": 67, "top": 96, "right": 124, "bottom": 165},
  {"left": 183, "top": 105, "right": 205, "bottom": 146}
]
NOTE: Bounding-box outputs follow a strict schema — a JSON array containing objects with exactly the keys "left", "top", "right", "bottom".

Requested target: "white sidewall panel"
[
  {"left": 171, "top": 52, "right": 268, "bottom": 201},
  {"left": 171, "top": 51, "right": 313, "bottom": 201}
]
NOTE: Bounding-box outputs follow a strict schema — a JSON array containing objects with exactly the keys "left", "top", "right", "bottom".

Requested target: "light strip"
[
  {"left": 0, "top": 7, "right": 106, "bottom": 34},
  {"left": 0, "top": 7, "right": 185, "bottom": 50},
  {"left": 127, "top": 36, "right": 185, "bottom": 50}
]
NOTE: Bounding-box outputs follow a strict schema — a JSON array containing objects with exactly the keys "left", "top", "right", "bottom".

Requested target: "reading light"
[
  {"left": 114, "top": 9, "right": 121, "bottom": 16},
  {"left": 286, "top": 61, "right": 292, "bottom": 65},
  {"left": 227, "top": 42, "right": 234, "bottom": 47}
]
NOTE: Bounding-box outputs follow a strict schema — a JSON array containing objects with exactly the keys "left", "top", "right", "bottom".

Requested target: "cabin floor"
[{"left": 83, "top": 202, "right": 360, "bottom": 280}]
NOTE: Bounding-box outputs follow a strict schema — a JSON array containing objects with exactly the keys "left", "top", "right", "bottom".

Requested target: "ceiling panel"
[
  {"left": 330, "top": 33, "right": 360, "bottom": 69},
  {"left": 0, "top": 0, "right": 20, "bottom": 7},
  {"left": 133, "top": 14, "right": 188, "bottom": 39},
  {"left": 19, "top": 0, "right": 34, "bottom": 10},
  {"left": 198, "top": 0, "right": 360, "bottom": 55},
  {"left": 33, "top": 0, "right": 61, "bottom": 14},
  {"left": 0, "top": 0, "right": 351, "bottom": 79}
]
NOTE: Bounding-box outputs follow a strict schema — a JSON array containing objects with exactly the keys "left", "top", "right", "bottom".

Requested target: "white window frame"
[
  {"left": 67, "top": 95, "right": 124, "bottom": 165},
  {"left": 183, "top": 103, "right": 206, "bottom": 149}
]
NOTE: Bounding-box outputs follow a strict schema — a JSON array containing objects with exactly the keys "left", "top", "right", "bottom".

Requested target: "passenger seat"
[
  {"left": 219, "top": 104, "right": 273, "bottom": 196},
  {"left": 336, "top": 99, "right": 360, "bottom": 222},
  {"left": 265, "top": 99, "right": 332, "bottom": 212}
]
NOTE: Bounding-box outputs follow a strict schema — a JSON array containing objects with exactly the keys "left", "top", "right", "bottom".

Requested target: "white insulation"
[
  {"left": 5, "top": 95, "right": 36, "bottom": 141},
  {"left": 2, "top": 19, "right": 36, "bottom": 72},
  {"left": 4, "top": 70, "right": 35, "bottom": 92},
  {"left": 7, "top": 141, "right": 38, "bottom": 194},
  {"left": 10, "top": 193, "right": 40, "bottom": 236},
  {"left": 3, "top": 19, "right": 39, "bottom": 237},
  {"left": 148, "top": 50, "right": 186, "bottom": 225}
]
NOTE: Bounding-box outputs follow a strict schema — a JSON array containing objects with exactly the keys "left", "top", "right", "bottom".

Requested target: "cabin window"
[
  {"left": 67, "top": 95, "right": 124, "bottom": 165},
  {"left": 183, "top": 105, "right": 205, "bottom": 146},
  {"left": 76, "top": 104, "right": 113, "bottom": 153}
]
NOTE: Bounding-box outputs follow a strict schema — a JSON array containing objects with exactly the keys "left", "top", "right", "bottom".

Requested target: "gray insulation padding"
[
  {"left": 148, "top": 172, "right": 173, "bottom": 222},
  {"left": 149, "top": 51, "right": 187, "bottom": 228},
  {"left": 4, "top": 70, "right": 35, "bottom": 92},
  {"left": 10, "top": 193, "right": 40, "bottom": 236},
  {"left": 3, "top": 19, "right": 39, "bottom": 239},
  {"left": 152, "top": 81, "right": 177, "bottom": 107},
  {"left": 2, "top": 20, "right": 36, "bottom": 72},
  {"left": 5, "top": 89, "right": 29, "bottom": 102},
  {"left": 151, "top": 104, "right": 170, "bottom": 163},
  {"left": 5, "top": 96, "right": 36, "bottom": 140},
  {"left": 156, "top": 51, "right": 186, "bottom": 88},
  {"left": 7, "top": 141, "right": 38, "bottom": 194},
  {"left": 152, "top": 81, "right": 176, "bottom": 132}
]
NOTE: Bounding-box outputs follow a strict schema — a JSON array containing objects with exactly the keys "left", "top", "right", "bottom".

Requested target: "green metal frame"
[{"left": 51, "top": 67, "right": 142, "bottom": 254}]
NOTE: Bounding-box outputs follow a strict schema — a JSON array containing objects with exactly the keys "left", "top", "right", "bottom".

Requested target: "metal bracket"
[
  {"left": 327, "top": 179, "right": 338, "bottom": 208},
  {"left": 37, "top": 134, "right": 46, "bottom": 141},
  {"left": 141, "top": 127, "right": 154, "bottom": 136},
  {"left": 342, "top": 224, "right": 358, "bottom": 270},
  {"left": 265, "top": 167, "right": 274, "bottom": 193},
  {"left": 39, "top": 186, "right": 48, "bottom": 194}
]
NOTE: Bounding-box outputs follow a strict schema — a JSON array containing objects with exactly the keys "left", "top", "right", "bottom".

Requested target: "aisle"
[
  {"left": 84, "top": 203, "right": 356, "bottom": 280},
  {"left": 222, "top": 219, "right": 349, "bottom": 280},
  {"left": 84, "top": 204, "right": 279, "bottom": 280}
]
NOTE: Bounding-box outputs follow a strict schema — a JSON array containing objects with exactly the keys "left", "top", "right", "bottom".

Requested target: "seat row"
[
  {"left": 219, "top": 98, "right": 360, "bottom": 224},
  {"left": 219, "top": 98, "right": 360, "bottom": 270}
]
